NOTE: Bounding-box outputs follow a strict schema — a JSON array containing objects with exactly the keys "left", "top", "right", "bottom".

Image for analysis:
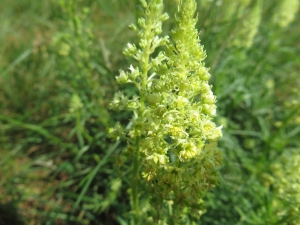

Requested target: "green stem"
[
  {"left": 132, "top": 137, "right": 141, "bottom": 225},
  {"left": 132, "top": 41, "right": 150, "bottom": 225},
  {"left": 131, "top": 4, "right": 154, "bottom": 224}
]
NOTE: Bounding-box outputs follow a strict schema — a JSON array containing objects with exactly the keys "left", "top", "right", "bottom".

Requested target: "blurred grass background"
[{"left": 0, "top": 0, "right": 299, "bottom": 224}]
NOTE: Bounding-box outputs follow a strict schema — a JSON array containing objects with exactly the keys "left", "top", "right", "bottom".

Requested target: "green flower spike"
[
  {"left": 272, "top": 0, "right": 299, "bottom": 28},
  {"left": 110, "top": 0, "right": 223, "bottom": 221},
  {"left": 231, "top": 0, "right": 262, "bottom": 48}
]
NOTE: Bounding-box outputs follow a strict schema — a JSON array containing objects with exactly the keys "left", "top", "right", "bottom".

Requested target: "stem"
[
  {"left": 131, "top": 3, "right": 155, "bottom": 223},
  {"left": 132, "top": 137, "right": 141, "bottom": 225},
  {"left": 132, "top": 41, "right": 150, "bottom": 225}
]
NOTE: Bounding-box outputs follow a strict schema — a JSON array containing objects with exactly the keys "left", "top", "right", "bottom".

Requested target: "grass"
[{"left": 0, "top": 0, "right": 300, "bottom": 224}]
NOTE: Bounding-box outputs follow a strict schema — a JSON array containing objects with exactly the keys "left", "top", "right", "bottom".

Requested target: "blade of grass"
[
  {"left": 0, "top": 114, "right": 71, "bottom": 148},
  {"left": 2, "top": 49, "right": 32, "bottom": 76},
  {"left": 73, "top": 140, "right": 120, "bottom": 211}
]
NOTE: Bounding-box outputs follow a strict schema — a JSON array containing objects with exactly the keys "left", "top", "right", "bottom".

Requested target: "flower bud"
[
  {"left": 123, "top": 43, "right": 137, "bottom": 56},
  {"left": 116, "top": 70, "right": 128, "bottom": 84},
  {"left": 140, "top": 0, "right": 147, "bottom": 8},
  {"left": 138, "top": 18, "right": 146, "bottom": 28}
]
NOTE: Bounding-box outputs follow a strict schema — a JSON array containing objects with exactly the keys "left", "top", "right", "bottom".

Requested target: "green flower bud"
[
  {"left": 128, "top": 65, "right": 140, "bottom": 81},
  {"left": 151, "top": 79, "right": 163, "bottom": 92},
  {"left": 127, "top": 96, "right": 140, "bottom": 110},
  {"left": 189, "top": 110, "right": 200, "bottom": 123},
  {"left": 128, "top": 23, "right": 138, "bottom": 32},
  {"left": 146, "top": 93, "right": 162, "bottom": 106},
  {"left": 202, "top": 92, "right": 216, "bottom": 104},
  {"left": 69, "top": 93, "right": 83, "bottom": 113},
  {"left": 160, "top": 12, "right": 169, "bottom": 21},
  {"left": 140, "top": 0, "right": 147, "bottom": 8},
  {"left": 197, "top": 67, "right": 211, "bottom": 81},
  {"left": 116, "top": 70, "right": 128, "bottom": 84},
  {"left": 139, "top": 38, "right": 148, "bottom": 48},
  {"left": 146, "top": 153, "right": 169, "bottom": 164},
  {"left": 109, "top": 91, "right": 128, "bottom": 110},
  {"left": 203, "top": 104, "right": 217, "bottom": 116},
  {"left": 123, "top": 43, "right": 137, "bottom": 56},
  {"left": 108, "top": 122, "right": 124, "bottom": 140},
  {"left": 138, "top": 18, "right": 146, "bottom": 28},
  {"left": 174, "top": 96, "right": 189, "bottom": 108}
]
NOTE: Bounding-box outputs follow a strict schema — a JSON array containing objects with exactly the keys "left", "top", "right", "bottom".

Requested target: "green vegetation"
[{"left": 0, "top": 0, "right": 299, "bottom": 224}]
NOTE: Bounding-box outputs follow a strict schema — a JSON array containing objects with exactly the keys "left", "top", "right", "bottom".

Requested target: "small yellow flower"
[{"left": 179, "top": 142, "right": 199, "bottom": 160}]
